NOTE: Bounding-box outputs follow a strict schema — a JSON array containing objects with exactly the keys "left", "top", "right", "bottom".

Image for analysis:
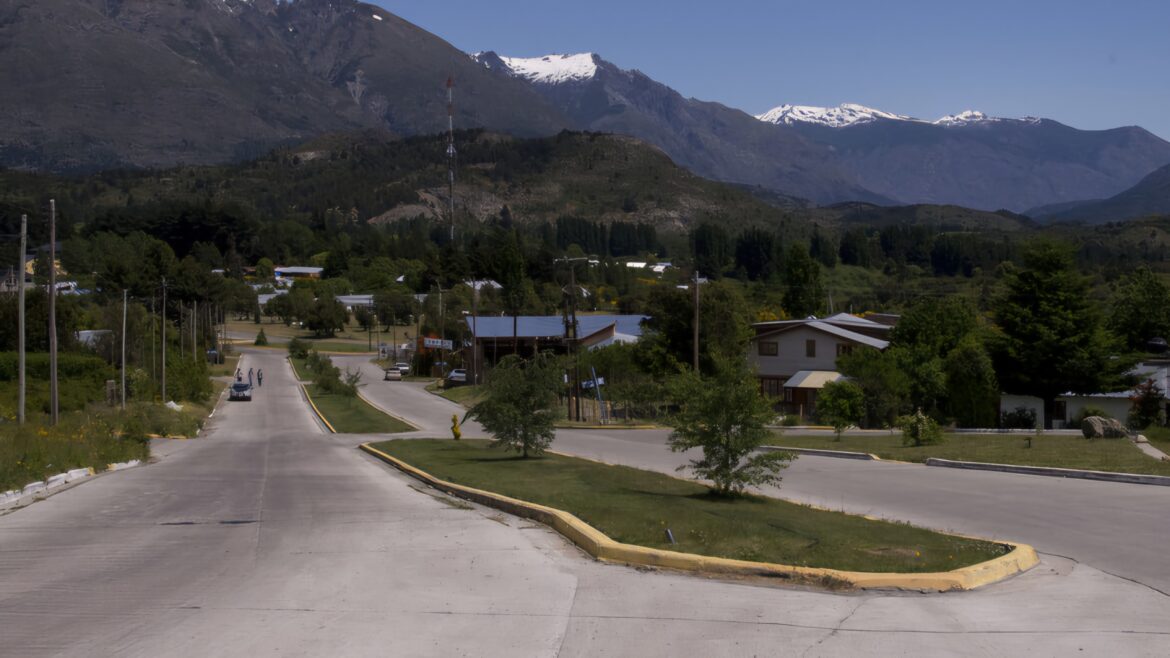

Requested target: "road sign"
[{"left": 424, "top": 338, "right": 454, "bottom": 350}]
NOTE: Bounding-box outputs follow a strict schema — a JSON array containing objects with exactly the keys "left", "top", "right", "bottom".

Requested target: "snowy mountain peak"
[
  {"left": 933, "top": 110, "right": 992, "bottom": 126},
  {"left": 472, "top": 52, "right": 599, "bottom": 85},
  {"left": 757, "top": 103, "right": 1012, "bottom": 128},
  {"left": 756, "top": 104, "right": 911, "bottom": 128}
]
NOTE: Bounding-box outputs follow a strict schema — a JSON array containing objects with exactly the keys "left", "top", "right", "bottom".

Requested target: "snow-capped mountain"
[
  {"left": 475, "top": 53, "right": 601, "bottom": 85},
  {"left": 473, "top": 51, "right": 884, "bottom": 205},
  {"left": 756, "top": 104, "right": 1020, "bottom": 128},
  {"left": 756, "top": 104, "right": 912, "bottom": 128}
]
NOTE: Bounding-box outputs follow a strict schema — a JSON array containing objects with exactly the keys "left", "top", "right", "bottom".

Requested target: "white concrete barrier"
[
  {"left": 22, "top": 481, "right": 46, "bottom": 496},
  {"left": 66, "top": 468, "right": 93, "bottom": 482},
  {"left": 45, "top": 473, "right": 69, "bottom": 489}
]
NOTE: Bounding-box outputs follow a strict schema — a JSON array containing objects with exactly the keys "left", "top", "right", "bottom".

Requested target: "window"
[
  {"left": 758, "top": 341, "right": 778, "bottom": 357},
  {"left": 1053, "top": 401, "right": 1067, "bottom": 425},
  {"left": 805, "top": 339, "right": 816, "bottom": 358},
  {"left": 761, "top": 378, "right": 782, "bottom": 398},
  {"left": 783, "top": 387, "right": 794, "bottom": 402},
  {"left": 836, "top": 343, "right": 854, "bottom": 357}
]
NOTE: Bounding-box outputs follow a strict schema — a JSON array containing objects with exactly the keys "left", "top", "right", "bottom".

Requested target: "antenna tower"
[{"left": 446, "top": 75, "right": 457, "bottom": 242}]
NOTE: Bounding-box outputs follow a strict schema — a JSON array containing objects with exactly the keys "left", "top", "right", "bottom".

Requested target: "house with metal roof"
[
  {"left": 748, "top": 313, "right": 895, "bottom": 420},
  {"left": 461, "top": 314, "right": 648, "bottom": 381}
]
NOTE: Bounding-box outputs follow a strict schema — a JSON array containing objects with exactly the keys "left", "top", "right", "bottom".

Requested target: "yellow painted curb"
[
  {"left": 355, "top": 390, "right": 421, "bottom": 433},
  {"left": 360, "top": 443, "right": 1039, "bottom": 592},
  {"left": 301, "top": 384, "right": 337, "bottom": 434}
]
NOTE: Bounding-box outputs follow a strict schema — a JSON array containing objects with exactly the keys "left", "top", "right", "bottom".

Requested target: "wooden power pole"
[
  {"left": 48, "top": 200, "right": 58, "bottom": 425},
  {"left": 692, "top": 269, "right": 700, "bottom": 373},
  {"left": 17, "top": 214, "right": 26, "bottom": 425}
]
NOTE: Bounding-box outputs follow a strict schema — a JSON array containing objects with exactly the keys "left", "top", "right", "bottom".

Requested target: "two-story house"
[{"left": 748, "top": 313, "right": 894, "bottom": 420}]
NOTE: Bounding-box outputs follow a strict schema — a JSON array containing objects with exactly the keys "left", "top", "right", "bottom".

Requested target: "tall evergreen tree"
[
  {"left": 992, "top": 243, "right": 1130, "bottom": 428},
  {"left": 781, "top": 243, "right": 823, "bottom": 318}
]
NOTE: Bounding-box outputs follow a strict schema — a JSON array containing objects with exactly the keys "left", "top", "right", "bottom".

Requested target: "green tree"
[
  {"left": 467, "top": 353, "right": 560, "bottom": 458},
  {"left": 817, "top": 380, "right": 866, "bottom": 440},
  {"left": 1109, "top": 266, "right": 1170, "bottom": 351},
  {"left": 667, "top": 357, "right": 794, "bottom": 495},
  {"left": 992, "top": 243, "right": 1130, "bottom": 428},
  {"left": 306, "top": 298, "right": 348, "bottom": 337},
  {"left": 782, "top": 243, "right": 823, "bottom": 318},
  {"left": 254, "top": 257, "right": 275, "bottom": 282},
  {"left": 944, "top": 339, "right": 999, "bottom": 428},
  {"left": 898, "top": 408, "right": 944, "bottom": 447},
  {"left": 640, "top": 280, "right": 751, "bottom": 375},
  {"left": 690, "top": 222, "right": 731, "bottom": 279},
  {"left": 837, "top": 347, "right": 912, "bottom": 428}
]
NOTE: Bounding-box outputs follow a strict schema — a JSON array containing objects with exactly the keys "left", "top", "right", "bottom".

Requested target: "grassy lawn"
[
  {"left": 1140, "top": 426, "right": 1170, "bottom": 456},
  {"left": 307, "top": 385, "right": 414, "bottom": 434},
  {"left": 774, "top": 433, "right": 1170, "bottom": 475},
  {"left": 425, "top": 383, "right": 485, "bottom": 408},
  {"left": 372, "top": 439, "right": 1008, "bottom": 573},
  {"left": 289, "top": 357, "right": 310, "bottom": 381},
  {"left": 209, "top": 354, "right": 241, "bottom": 378}
]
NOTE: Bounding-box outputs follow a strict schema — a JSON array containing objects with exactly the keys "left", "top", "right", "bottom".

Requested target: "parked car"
[
  {"left": 394, "top": 362, "right": 411, "bottom": 376},
  {"left": 229, "top": 382, "right": 253, "bottom": 402},
  {"left": 447, "top": 369, "right": 467, "bottom": 385},
  {"left": 383, "top": 368, "right": 402, "bottom": 381}
]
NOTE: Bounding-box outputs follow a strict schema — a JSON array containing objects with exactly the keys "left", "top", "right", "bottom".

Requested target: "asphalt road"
[
  {"left": 340, "top": 355, "right": 1170, "bottom": 596},
  {"left": 1, "top": 351, "right": 1167, "bottom": 656}
]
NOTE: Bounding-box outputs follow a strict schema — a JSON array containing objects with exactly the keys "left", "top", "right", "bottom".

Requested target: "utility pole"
[
  {"left": 48, "top": 200, "right": 58, "bottom": 425},
  {"left": 555, "top": 257, "right": 589, "bottom": 421},
  {"left": 692, "top": 268, "right": 701, "bottom": 373},
  {"left": 161, "top": 278, "right": 167, "bottom": 401},
  {"left": 471, "top": 284, "right": 479, "bottom": 385},
  {"left": 17, "top": 214, "right": 26, "bottom": 425},
  {"left": 121, "top": 289, "right": 127, "bottom": 410}
]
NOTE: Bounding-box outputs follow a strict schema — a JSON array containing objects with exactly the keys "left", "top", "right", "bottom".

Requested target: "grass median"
[
  {"left": 775, "top": 432, "right": 1170, "bottom": 475},
  {"left": 371, "top": 439, "right": 1007, "bottom": 573},
  {"left": 307, "top": 385, "right": 414, "bottom": 434}
]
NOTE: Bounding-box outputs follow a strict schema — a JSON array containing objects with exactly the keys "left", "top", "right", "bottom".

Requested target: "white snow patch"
[
  {"left": 497, "top": 53, "right": 598, "bottom": 84},
  {"left": 757, "top": 103, "right": 1015, "bottom": 128},
  {"left": 756, "top": 103, "right": 912, "bottom": 128}
]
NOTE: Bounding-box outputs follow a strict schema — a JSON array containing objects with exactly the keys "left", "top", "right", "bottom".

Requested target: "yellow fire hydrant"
[{"left": 451, "top": 414, "right": 462, "bottom": 441}]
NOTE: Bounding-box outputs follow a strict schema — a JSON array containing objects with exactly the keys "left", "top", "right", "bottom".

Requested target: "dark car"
[{"left": 229, "top": 382, "right": 253, "bottom": 402}]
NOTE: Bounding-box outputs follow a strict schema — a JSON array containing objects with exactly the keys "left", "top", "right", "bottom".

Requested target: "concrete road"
[
  {"left": 342, "top": 355, "right": 1170, "bottom": 591},
  {"left": 1, "top": 352, "right": 1167, "bottom": 656}
]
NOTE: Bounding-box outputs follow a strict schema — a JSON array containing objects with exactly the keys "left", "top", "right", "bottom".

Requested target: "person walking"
[{"left": 257, "top": 369, "right": 264, "bottom": 387}]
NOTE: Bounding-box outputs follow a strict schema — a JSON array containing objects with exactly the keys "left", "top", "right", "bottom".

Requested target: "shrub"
[
  {"left": 254, "top": 328, "right": 269, "bottom": 346},
  {"left": 898, "top": 409, "right": 944, "bottom": 447},
  {"left": 288, "top": 337, "right": 310, "bottom": 359},
  {"left": 1074, "top": 406, "right": 1110, "bottom": 425},
  {"left": 1000, "top": 406, "right": 1037, "bottom": 430}
]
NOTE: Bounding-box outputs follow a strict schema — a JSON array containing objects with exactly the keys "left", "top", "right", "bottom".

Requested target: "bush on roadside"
[
  {"left": 1000, "top": 406, "right": 1037, "bottom": 430},
  {"left": 898, "top": 409, "right": 944, "bottom": 447},
  {"left": 254, "top": 328, "right": 269, "bottom": 346},
  {"left": 287, "top": 337, "right": 310, "bottom": 360}
]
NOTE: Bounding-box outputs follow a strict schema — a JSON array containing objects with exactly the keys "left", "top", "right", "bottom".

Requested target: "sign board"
[{"left": 424, "top": 337, "right": 454, "bottom": 350}]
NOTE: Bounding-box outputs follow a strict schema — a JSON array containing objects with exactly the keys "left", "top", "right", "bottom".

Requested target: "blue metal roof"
[{"left": 464, "top": 315, "right": 649, "bottom": 340}]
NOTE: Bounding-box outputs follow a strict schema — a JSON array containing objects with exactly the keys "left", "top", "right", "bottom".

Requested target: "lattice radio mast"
[{"left": 446, "top": 75, "right": 457, "bottom": 242}]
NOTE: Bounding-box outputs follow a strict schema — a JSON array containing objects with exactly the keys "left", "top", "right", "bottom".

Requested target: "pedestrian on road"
[
  {"left": 257, "top": 369, "right": 264, "bottom": 387},
  {"left": 248, "top": 367, "right": 254, "bottom": 386},
  {"left": 235, "top": 368, "right": 242, "bottom": 382}
]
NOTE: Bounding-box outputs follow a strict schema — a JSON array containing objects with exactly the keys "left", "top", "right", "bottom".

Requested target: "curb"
[
  {"left": 300, "top": 383, "right": 337, "bottom": 434},
  {"left": 354, "top": 389, "right": 421, "bottom": 433},
  {"left": 1, "top": 460, "right": 142, "bottom": 511},
  {"left": 288, "top": 356, "right": 337, "bottom": 434},
  {"left": 556, "top": 424, "right": 661, "bottom": 431},
  {"left": 763, "top": 445, "right": 879, "bottom": 461},
  {"left": 360, "top": 443, "right": 1038, "bottom": 592},
  {"left": 924, "top": 458, "right": 1170, "bottom": 487}
]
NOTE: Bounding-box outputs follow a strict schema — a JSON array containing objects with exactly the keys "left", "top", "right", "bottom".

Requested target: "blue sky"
[{"left": 374, "top": 0, "right": 1170, "bottom": 140}]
